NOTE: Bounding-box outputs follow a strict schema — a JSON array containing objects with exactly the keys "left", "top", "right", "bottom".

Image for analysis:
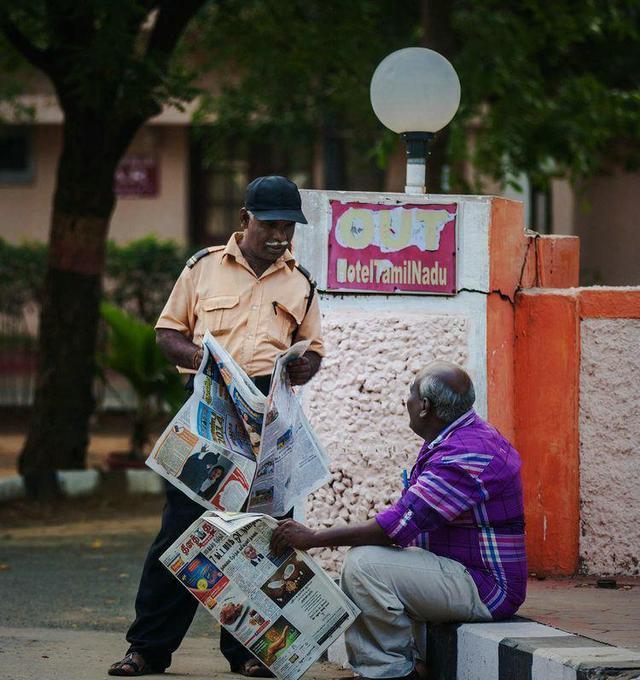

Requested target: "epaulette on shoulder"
[
  {"left": 295, "top": 263, "right": 317, "bottom": 314},
  {"left": 186, "top": 246, "right": 223, "bottom": 269},
  {"left": 295, "top": 263, "right": 315, "bottom": 285}
]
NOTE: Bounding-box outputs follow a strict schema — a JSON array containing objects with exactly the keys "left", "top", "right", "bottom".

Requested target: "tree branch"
[
  {"left": 43, "top": 0, "right": 94, "bottom": 50},
  {"left": 145, "top": 0, "right": 208, "bottom": 68},
  {"left": 110, "top": 0, "right": 207, "bottom": 131},
  {"left": 0, "top": 8, "right": 55, "bottom": 77}
]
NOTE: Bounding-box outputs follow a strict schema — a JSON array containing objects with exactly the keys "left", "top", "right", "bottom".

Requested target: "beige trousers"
[{"left": 340, "top": 546, "right": 491, "bottom": 679}]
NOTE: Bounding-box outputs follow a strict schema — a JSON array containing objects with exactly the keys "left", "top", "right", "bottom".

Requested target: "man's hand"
[
  {"left": 286, "top": 356, "right": 312, "bottom": 386},
  {"left": 156, "top": 328, "right": 202, "bottom": 371},
  {"left": 286, "top": 351, "right": 321, "bottom": 386},
  {"left": 271, "top": 518, "right": 394, "bottom": 554},
  {"left": 270, "top": 519, "right": 318, "bottom": 555}
]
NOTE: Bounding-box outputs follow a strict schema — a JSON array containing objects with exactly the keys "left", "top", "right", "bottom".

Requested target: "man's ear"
[{"left": 420, "top": 398, "right": 430, "bottom": 418}]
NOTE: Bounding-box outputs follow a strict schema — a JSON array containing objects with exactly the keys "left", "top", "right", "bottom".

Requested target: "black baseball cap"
[{"left": 245, "top": 175, "right": 308, "bottom": 224}]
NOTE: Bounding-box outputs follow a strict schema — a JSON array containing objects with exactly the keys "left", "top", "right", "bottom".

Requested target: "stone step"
[{"left": 328, "top": 618, "right": 640, "bottom": 680}]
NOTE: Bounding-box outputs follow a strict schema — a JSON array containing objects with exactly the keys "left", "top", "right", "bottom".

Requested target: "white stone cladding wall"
[
  {"left": 579, "top": 318, "right": 640, "bottom": 575},
  {"left": 293, "top": 190, "right": 494, "bottom": 574},
  {"left": 302, "top": 308, "right": 470, "bottom": 574}
]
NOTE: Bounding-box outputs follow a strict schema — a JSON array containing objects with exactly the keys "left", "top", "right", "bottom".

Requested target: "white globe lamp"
[{"left": 370, "top": 47, "right": 461, "bottom": 194}]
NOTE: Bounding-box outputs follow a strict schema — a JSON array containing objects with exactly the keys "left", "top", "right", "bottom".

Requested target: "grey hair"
[{"left": 418, "top": 371, "right": 475, "bottom": 424}]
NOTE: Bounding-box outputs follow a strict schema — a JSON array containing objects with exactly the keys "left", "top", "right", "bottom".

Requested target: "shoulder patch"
[
  {"left": 295, "top": 263, "right": 317, "bottom": 315},
  {"left": 186, "top": 246, "right": 223, "bottom": 269},
  {"left": 295, "top": 263, "right": 315, "bottom": 285}
]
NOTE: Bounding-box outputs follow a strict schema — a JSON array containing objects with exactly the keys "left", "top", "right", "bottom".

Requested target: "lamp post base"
[{"left": 402, "top": 131, "right": 434, "bottom": 195}]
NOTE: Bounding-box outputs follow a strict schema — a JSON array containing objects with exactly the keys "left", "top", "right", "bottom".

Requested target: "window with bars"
[{"left": 0, "top": 127, "right": 34, "bottom": 184}]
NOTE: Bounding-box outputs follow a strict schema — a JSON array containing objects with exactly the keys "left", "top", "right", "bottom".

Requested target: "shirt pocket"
[
  {"left": 268, "top": 300, "right": 305, "bottom": 349},
  {"left": 199, "top": 295, "right": 240, "bottom": 336}
]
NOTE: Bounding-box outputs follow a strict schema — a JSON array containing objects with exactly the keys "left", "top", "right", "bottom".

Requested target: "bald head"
[{"left": 416, "top": 361, "right": 475, "bottom": 425}]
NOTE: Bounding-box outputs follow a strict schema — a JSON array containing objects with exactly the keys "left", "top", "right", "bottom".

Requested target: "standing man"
[
  {"left": 271, "top": 361, "right": 527, "bottom": 680},
  {"left": 109, "top": 176, "right": 324, "bottom": 677}
]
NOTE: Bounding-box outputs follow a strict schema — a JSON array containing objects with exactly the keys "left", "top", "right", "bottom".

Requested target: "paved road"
[
  {"left": 1, "top": 500, "right": 638, "bottom": 679},
  {"left": 0, "top": 519, "right": 215, "bottom": 639},
  {"left": 0, "top": 627, "right": 350, "bottom": 680},
  {"left": 0, "top": 514, "right": 354, "bottom": 679},
  {"left": 0, "top": 627, "right": 223, "bottom": 680}
]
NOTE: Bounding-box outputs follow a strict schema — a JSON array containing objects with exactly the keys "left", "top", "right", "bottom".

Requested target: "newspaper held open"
[
  {"left": 146, "top": 332, "right": 330, "bottom": 515},
  {"left": 161, "top": 511, "right": 360, "bottom": 680}
]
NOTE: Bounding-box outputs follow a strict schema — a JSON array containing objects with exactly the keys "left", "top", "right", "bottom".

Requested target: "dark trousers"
[{"left": 126, "top": 374, "right": 284, "bottom": 671}]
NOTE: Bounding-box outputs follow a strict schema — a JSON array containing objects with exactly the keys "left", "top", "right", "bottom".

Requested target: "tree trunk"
[
  {"left": 322, "top": 114, "right": 346, "bottom": 190},
  {"left": 19, "top": 219, "right": 106, "bottom": 495},
  {"left": 420, "top": 0, "right": 457, "bottom": 194},
  {"left": 18, "top": 115, "right": 130, "bottom": 497}
]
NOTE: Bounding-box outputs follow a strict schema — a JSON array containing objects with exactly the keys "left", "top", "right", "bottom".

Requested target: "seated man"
[{"left": 271, "top": 361, "right": 527, "bottom": 680}]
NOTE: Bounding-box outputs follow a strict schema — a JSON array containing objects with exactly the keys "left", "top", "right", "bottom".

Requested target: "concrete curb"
[
  {"left": 0, "top": 468, "right": 163, "bottom": 502},
  {"left": 328, "top": 619, "right": 640, "bottom": 680},
  {"left": 0, "top": 475, "right": 26, "bottom": 502}
]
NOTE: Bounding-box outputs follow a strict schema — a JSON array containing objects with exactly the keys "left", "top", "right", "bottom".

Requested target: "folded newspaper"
[
  {"left": 162, "top": 511, "right": 359, "bottom": 680},
  {"left": 146, "top": 331, "right": 331, "bottom": 516}
]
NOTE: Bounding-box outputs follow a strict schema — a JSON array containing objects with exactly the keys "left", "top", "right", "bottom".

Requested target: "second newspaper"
[{"left": 146, "top": 331, "right": 330, "bottom": 516}]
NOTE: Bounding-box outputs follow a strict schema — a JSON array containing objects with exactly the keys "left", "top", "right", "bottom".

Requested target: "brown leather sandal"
[{"left": 108, "top": 652, "right": 163, "bottom": 676}]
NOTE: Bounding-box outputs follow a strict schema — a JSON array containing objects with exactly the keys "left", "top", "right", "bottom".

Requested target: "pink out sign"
[{"left": 327, "top": 201, "right": 457, "bottom": 294}]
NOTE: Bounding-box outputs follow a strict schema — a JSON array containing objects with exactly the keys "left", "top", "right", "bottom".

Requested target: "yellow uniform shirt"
[{"left": 155, "top": 232, "right": 325, "bottom": 376}]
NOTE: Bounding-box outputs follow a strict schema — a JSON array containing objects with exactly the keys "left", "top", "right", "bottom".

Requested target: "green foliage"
[
  {"left": 450, "top": 0, "right": 640, "bottom": 190},
  {"left": 191, "top": 0, "right": 419, "bottom": 160},
  {"left": 105, "top": 237, "right": 189, "bottom": 324},
  {"left": 99, "top": 302, "right": 185, "bottom": 455},
  {"left": 0, "top": 1, "right": 206, "bottom": 122},
  {"left": 0, "top": 236, "right": 187, "bottom": 323},
  {"left": 0, "top": 237, "right": 188, "bottom": 447},
  {"left": 4, "top": 0, "right": 638, "bottom": 191},
  {"left": 99, "top": 302, "right": 184, "bottom": 408},
  {"left": 0, "top": 1, "right": 208, "bottom": 477},
  {"left": 189, "top": 0, "right": 640, "bottom": 190},
  {"left": 0, "top": 238, "right": 46, "bottom": 315}
]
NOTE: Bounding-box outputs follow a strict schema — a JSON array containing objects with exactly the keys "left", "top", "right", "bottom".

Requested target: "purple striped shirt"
[{"left": 376, "top": 410, "right": 527, "bottom": 619}]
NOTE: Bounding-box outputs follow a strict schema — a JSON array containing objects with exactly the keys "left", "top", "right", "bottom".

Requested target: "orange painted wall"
[
  {"left": 514, "top": 291, "right": 580, "bottom": 575},
  {"left": 485, "top": 200, "right": 582, "bottom": 574},
  {"left": 486, "top": 293, "right": 516, "bottom": 442},
  {"left": 579, "top": 288, "right": 640, "bottom": 318},
  {"left": 488, "top": 199, "right": 528, "bottom": 298},
  {"left": 486, "top": 199, "right": 527, "bottom": 439},
  {"left": 485, "top": 202, "right": 580, "bottom": 441},
  {"left": 535, "top": 236, "right": 580, "bottom": 288},
  {"left": 484, "top": 200, "right": 632, "bottom": 576}
]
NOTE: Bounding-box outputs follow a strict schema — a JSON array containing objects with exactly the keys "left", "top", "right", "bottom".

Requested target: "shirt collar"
[
  {"left": 223, "top": 232, "right": 296, "bottom": 272},
  {"left": 427, "top": 409, "right": 477, "bottom": 449}
]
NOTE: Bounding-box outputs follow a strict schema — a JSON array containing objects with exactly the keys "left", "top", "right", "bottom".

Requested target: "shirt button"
[{"left": 251, "top": 305, "right": 257, "bottom": 310}]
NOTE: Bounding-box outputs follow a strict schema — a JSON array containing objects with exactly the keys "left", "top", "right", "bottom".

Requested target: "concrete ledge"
[
  {"left": 0, "top": 469, "right": 163, "bottom": 503},
  {"left": 430, "top": 620, "right": 640, "bottom": 680},
  {"left": 328, "top": 619, "right": 640, "bottom": 680},
  {"left": 57, "top": 469, "right": 101, "bottom": 497},
  {"left": 125, "top": 468, "right": 164, "bottom": 494},
  {"left": 0, "top": 475, "right": 25, "bottom": 502}
]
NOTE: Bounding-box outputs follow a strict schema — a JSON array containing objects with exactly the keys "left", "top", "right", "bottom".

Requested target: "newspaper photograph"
[
  {"left": 160, "top": 511, "right": 360, "bottom": 680},
  {"left": 146, "top": 332, "right": 330, "bottom": 516},
  {"left": 248, "top": 344, "right": 331, "bottom": 516},
  {"left": 145, "top": 335, "right": 260, "bottom": 512},
  {"left": 196, "top": 332, "right": 267, "bottom": 457}
]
